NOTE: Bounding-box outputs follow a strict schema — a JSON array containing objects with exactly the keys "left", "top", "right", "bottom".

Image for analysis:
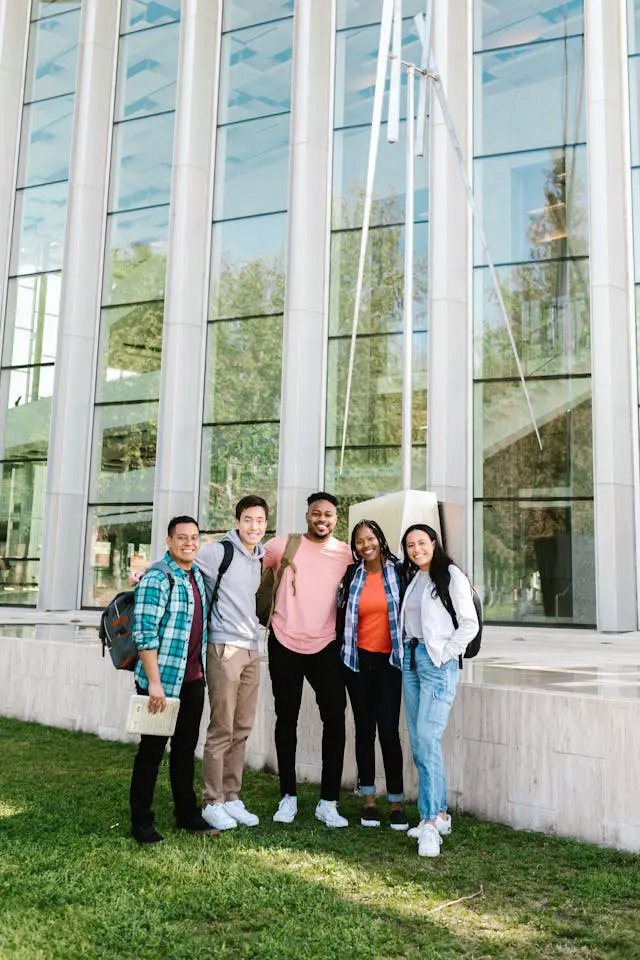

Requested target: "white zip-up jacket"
[{"left": 399, "top": 564, "right": 479, "bottom": 667}]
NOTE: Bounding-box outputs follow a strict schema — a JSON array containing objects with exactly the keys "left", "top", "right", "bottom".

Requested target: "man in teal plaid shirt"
[{"left": 129, "top": 515, "right": 218, "bottom": 845}]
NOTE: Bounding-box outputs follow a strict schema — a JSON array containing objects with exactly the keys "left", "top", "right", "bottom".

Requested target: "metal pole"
[{"left": 402, "top": 65, "right": 415, "bottom": 488}]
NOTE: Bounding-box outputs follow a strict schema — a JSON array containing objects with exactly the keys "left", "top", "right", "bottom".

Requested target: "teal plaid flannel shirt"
[{"left": 133, "top": 552, "right": 208, "bottom": 698}]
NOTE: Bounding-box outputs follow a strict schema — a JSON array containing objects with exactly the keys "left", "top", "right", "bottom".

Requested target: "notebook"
[{"left": 126, "top": 694, "right": 180, "bottom": 737}]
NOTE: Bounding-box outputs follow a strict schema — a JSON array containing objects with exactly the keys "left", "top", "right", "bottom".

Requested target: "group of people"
[{"left": 129, "top": 492, "right": 479, "bottom": 859}]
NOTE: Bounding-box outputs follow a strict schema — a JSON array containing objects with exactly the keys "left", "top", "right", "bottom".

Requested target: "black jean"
[
  {"left": 129, "top": 677, "right": 205, "bottom": 831},
  {"left": 344, "top": 649, "right": 404, "bottom": 800},
  {"left": 268, "top": 630, "right": 346, "bottom": 801}
]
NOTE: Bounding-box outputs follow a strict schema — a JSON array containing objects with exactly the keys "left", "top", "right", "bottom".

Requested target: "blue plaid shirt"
[
  {"left": 341, "top": 560, "right": 402, "bottom": 672},
  {"left": 133, "top": 553, "right": 208, "bottom": 698}
]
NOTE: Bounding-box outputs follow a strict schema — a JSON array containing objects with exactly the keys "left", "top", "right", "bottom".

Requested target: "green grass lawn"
[{"left": 0, "top": 718, "right": 639, "bottom": 960}]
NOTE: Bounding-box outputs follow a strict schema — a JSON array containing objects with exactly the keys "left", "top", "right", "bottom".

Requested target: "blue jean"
[{"left": 402, "top": 642, "right": 459, "bottom": 821}]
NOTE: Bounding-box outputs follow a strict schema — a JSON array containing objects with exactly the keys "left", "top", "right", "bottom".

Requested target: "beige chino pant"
[{"left": 202, "top": 644, "right": 261, "bottom": 805}]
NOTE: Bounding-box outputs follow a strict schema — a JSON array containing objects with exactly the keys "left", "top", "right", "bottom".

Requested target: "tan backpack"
[{"left": 256, "top": 534, "right": 302, "bottom": 628}]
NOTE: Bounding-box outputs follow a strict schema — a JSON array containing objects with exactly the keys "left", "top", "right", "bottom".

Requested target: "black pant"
[
  {"left": 129, "top": 677, "right": 205, "bottom": 831},
  {"left": 344, "top": 649, "right": 404, "bottom": 799},
  {"left": 268, "top": 630, "right": 346, "bottom": 801}
]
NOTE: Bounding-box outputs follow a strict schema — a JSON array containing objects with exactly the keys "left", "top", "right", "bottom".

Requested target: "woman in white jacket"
[{"left": 399, "top": 524, "right": 478, "bottom": 858}]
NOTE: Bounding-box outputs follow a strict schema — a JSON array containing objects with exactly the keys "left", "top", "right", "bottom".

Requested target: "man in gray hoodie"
[{"left": 199, "top": 495, "right": 268, "bottom": 831}]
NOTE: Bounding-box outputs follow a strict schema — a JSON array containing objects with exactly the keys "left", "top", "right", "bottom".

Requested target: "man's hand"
[
  {"left": 128, "top": 570, "right": 143, "bottom": 586},
  {"left": 147, "top": 680, "right": 167, "bottom": 714}
]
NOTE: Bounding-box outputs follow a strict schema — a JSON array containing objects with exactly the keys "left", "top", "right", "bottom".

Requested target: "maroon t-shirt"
[{"left": 184, "top": 569, "right": 204, "bottom": 683}]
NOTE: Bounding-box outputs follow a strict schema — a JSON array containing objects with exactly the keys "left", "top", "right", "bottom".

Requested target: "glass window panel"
[
  {"left": 91, "top": 402, "right": 158, "bottom": 503},
  {"left": 218, "top": 19, "right": 293, "bottom": 125},
  {"left": 103, "top": 205, "right": 169, "bottom": 306},
  {"left": 199, "top": 423, "right": 279, "bottom": 531},
  {"left": 96, "top": 303, "right": 164, "bottom": 403},
  {"left": 474, "top": 146, "right": 588, "bottom": 266},
  {"left": 475, "top": 1, "right": 584, "bottom": 53},
  {"left": 474, "top": 379, "right": 593, "bottom": 499},
  {"left": 24, "top": 10, "right": 81, "bottom": 102},
  {"left": 332, "top": 122, "right": 429, "bottom": 230},
  {"left": 0, "top": 558, "right": 40, "bottom": 605},
  {"left": 0, "top": 461, "right": 47, "bottom": 568},
  {"left": 32, "top": 2, "right": 81, "bottom": 20},
  {"left": 475, "top": 38, "right": 586, "bottom": 158},
  {"left": 120, "top": 0, "right": 181, "bottom": 34},
  {"left": 334, "top": 19, "right": 423, "bottom": 130},
  {"left": 10, "top": 181, "right": 69, "bottom": 276},
  {"left": 18, "top": 95, "right": 75, "bottom": 187},
  {"left": 222, "top": 0, "right": 293, "bottom": 32},
  {"left": 115, "top": 22, "right": 180, "bottom": 120},
  {"left": 473, "top": 499, "right": 595, "bottom": 625},
  {"left": 109, "top": 114, "right": 175, "bottom": 212},
  {"left": 473, "top": 259, "right": 590, "bottom": 379},
  {"left": 336, "top": 0, "right": 424, "bottom": 31},
  {"left": 210, "top": 213, "right": 286, "bottom": 320},
  {"left": 329, "top": 222, "right": 428, "bottom": 336},
  {"left": 325, "top": 332, "right": 427, "bottom": 447},
  {"left": 213, "top": 114, "right": 290, "bottom": 220},
  {"left": 0, "top": 366, "right": 54, "bottom": 461},
  {"left": 630, "top": 1, "right": 640, "bottom": 56},
  {"left": 83, "top": 504, "right": 152, "bottom": 607},
  {"left": 205, "top": 316, "right": 282, "bottom": 423},
  {"left": 3, "top": 274, "right": 60, "bottom": 367},
  {"left": 630, "top": 58, "right": 640, "bottom": 166}
]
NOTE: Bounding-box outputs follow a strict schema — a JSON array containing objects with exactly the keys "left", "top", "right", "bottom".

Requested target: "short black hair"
[
  {"left": 235, "top": 495, "right": 269, "bottom": 521},
  {"left": 307, "top": 491, "right": 338, "bottom": 509},
  {"left": 167, "top": 515, "right": 199, "bottom": 537}
]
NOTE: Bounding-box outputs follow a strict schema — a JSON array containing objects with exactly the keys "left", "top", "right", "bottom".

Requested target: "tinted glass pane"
[
  {"left": 18, "top": 95, "right": 75, "bottom": 187},
  {"left": 10, "top": 181, "right": 68, "bottom": 276},
  {"left": 210, "top": 213, "right": 286, "bottom": 320},
  {"left": 109, "top": 113, "right": 175, "bottom": 212},
  {"left": 91, "top": 402, "right": 158, "bottom": 503},
  {"left": 474, "top": 145, "right": 588, "bottom": 266},
  {"left": 475, "top": 38, "right": 586, "bottom": 158},
  {"left": 630, "top": 1, "right": 640, "bottom": 56},
  {"left": 336, "top": 0, "right": 425, "bottom": 30},
  {"left": 32, "top": 2, "right": 81, "bottom": 20},
  {"left": 25, "top": 10, "right": 81, "bottom": 102},
  {"left": 3, "top": 274, "right": 60, "bottom": 367},
  {"left": 333, "top": 122, "right": 429, "bottom": 230},
  {"left": 0, "top": 558, "right": 40, "bottom": 605},
  {"left": 218, "top": 19, "right": 293, "bottom": 125},
  {"left": 115, "top": 22, "right": 180, "bottom": 120},
  {"left": 474, "top": 499, "right": 595, "bottom": 624},
  {"left": 0, "top": 462, "right": 46, "bottom": 564},
  {"left": 329, "top": 222, "right": 428, "bottom": 336},
  {"left": 473, "top": 258, "right": 590, "bottom": 379},
  {"left": 205, "top": 316, "right": 282, "bottom": 423},
  {"left": 84, "top": 505, "right": 152, "bottom": 607},
  {"left": 475, "top": 1, "right": 584, "bottom": 52},
  {"left": 334, "top": 20, "right": 423, "bottom": 130},
  {"left": 103, "top": 205, "right": 169, "bottom": 306},
  {"left": 96, "top": 303, "right": 164, "bottom": 403},
  {"left": 0, "top": 366, "right": 54, "bottom": 461},
  {"left": 214, "top": 114, "right": 290, "bottom": 220},
  {"left": 199, "top": 423, "right": 279, "bottom": 531},
  {"left": 325, "top": 332, "right": 427, "bottom": 447},
  {"left": 121, "top": 0, "right": 180, "bottom": 34},
  {"left": 223, "top": 0, "right": 293, "bottom": 32}
]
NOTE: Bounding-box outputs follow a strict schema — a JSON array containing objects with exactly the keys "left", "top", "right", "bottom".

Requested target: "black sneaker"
[
  {"left": 389, "top": 807, "right": 409, "bottom": 832},
  {"left": 360, "top": 805, "right": 381, "bottom": 827},
  {"left": 176, "top": 813, "right": 220, "bottom": 837},
  {"left": 132, "top": 823, "right": 165, "bottom": 846}
]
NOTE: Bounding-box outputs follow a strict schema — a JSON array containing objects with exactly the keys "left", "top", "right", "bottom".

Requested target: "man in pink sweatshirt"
[{"left": 264, "top": 492, "right": 352, "bottom": 828}]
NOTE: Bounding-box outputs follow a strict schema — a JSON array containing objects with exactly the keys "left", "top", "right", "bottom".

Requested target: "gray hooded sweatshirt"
[{"left": 197, "top": 530, "right": 264, "bottom": 650}]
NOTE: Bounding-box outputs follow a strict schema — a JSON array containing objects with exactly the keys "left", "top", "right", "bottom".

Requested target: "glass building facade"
[{"left": 0, "top": 0, "right": 638, "bottom": 633}]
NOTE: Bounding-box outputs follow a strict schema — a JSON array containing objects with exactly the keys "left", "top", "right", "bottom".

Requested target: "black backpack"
[
  {"left": 100, "top": 561, "right": 175, "bottom": 671},
  {"left": 440, "top": 579, "right": 483, "bottom": 667}
]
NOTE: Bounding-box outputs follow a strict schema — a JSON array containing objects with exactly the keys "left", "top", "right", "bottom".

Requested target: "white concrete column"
[
  {"left": 426, "top": 0, "right": 471, "bottom": 565},
  {"left": 150, "top": 0, "right": 222, "bottom": 558},
  {"left": 38, "top": 0, "right": 119, "bottom": 610},
  {"left": 0, "top": 0, "right": 29, "bottom": 335},
  {"left": 585, "top": 0, "right": 638, "bottom": 630},
  {"left": 276, "top": 0, "right": 335, "bottom": 533}
]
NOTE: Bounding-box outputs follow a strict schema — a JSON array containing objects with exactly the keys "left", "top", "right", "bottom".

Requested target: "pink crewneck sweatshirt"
[{"left": 263, "top": 534, "right": 353, "bottom": 654}]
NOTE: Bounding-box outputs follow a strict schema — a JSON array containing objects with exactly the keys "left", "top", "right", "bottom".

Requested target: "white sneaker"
[
  {"left": 315, "top": 800, "right": 348, "bottom": 828},
  {"left": 224, "top": 799, "right": 259, "bottom": 827},
  {"left": 273, "top": 794, "right": 297, "bottom": 823},
  {"left": 408, "top": 813, "right": 451, "bottom": 839},
  {"left": 202, "top": 802, "right": 237, "bottom": 831},
  {"left": 418, "top": 822, "right": 442, "bottom": 857},
  {"left": 407, "top": 825, "right": 420, "bottom": 839}
]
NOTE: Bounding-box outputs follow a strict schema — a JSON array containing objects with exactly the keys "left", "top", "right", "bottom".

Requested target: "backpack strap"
[
  {"left": 275, "top": 534, "right": 302, "bottom": 597},
  {"left": 210, "top": 540, "right": 234, "bottom": 610}
]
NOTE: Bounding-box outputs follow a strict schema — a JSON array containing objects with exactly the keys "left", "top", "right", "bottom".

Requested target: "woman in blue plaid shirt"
[{"left": 338, "top": 520, "right": 407, "bottom": 831}]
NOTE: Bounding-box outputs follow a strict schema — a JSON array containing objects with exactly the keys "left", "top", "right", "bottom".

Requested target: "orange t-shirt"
[{"left": 357, "top": 570, "right": 392, "bottom": 654}]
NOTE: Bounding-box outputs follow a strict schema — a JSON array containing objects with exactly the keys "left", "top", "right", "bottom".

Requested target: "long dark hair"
[
  {"left": 401, "top": 523, "right": 455, "bottom": 604},
  {"left": 350, "top": 519, "right": 398, "bottom": 565}
]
